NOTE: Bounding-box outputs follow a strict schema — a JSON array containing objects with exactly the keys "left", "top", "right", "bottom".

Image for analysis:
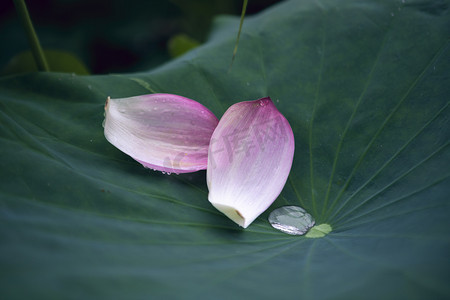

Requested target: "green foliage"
[
  {"left": 1, "top": 0, "right": 449, "bottom": 299},
  {"left": 168, "top": 34, "right": 200, "bottom": 58},
  {"left": 1, "top": 50, "right": 90, "bottom": 75}
]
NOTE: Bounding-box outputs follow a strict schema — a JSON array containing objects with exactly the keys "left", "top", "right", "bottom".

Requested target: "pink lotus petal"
[
  {"left": 207, "top": 97, "right": 295, "bottom": 228},
  {"left": 104, "top": 93, "right": 219, "bottom": 174}
]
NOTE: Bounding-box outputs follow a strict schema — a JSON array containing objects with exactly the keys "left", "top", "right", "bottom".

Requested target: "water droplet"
[
  {"left": 87, "top": 85, "right": 92, "bottom": 90},
  {"left": 246, "top": 82, "right": 250, "bottom": 86},
  {"left": 268, "top": 206, "right": 315, "bottom": 235},
  {"left": 276, "top": 99, "right": 280, "bottom": 103},
  {"left": 390, "top": 12, "right": 395, "bottom": 16},
  {"left": 161, "top": 171, "right": 166, "bottom": 175}
]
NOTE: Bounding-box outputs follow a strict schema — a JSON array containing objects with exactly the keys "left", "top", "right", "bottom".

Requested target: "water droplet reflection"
[{"left": 268, "top": 206, "right": 315, "bottom": 235}]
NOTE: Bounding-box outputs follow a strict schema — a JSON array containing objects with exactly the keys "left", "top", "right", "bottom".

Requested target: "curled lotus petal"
[
  {"left": 207, "top": 97, "right": 295, "bottom": 228},
  {"left": 104, "top": 93, "right": 219, "bottom": 173}
]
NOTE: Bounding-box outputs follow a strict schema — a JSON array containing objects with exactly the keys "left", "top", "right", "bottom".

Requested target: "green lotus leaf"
[{"left": 1, "top": 0, "right": 449, "bottom": 299}]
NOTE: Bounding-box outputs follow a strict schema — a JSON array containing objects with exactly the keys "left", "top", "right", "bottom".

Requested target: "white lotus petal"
[
  {"left": 104, "top": 93, "right": 218, "bottom": 173},
  {"left": 207, "top": 97, "right": 295, "bottom": 228}
]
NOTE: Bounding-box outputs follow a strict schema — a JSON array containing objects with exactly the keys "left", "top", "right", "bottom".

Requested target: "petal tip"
[{"left": 105, "top": 96, "right": 110, "bottom": 108}]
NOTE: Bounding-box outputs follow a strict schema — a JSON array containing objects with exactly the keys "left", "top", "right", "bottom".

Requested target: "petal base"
[{"left": 210, "top": 202, "right": 247, "bottom": 228}]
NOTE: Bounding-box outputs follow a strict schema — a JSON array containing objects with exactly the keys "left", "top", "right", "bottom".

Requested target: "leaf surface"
[{"left": 1, "top": 0, "right": 449, "bottom": 299}]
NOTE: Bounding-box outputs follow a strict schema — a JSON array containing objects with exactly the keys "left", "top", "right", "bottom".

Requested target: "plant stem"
[
  {"left": 13, "top": 0, "right": 49, "bottom": 71},
  {"left": 229, "top": 0, "right": 248, "bottom": 71}
]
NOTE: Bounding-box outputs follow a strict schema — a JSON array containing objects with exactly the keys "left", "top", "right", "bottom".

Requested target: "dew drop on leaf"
[{"left": 268, "top": 206, "right": 315, "bottom": 235}]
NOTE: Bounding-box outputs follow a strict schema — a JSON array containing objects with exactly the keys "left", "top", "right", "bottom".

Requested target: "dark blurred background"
[{"left": 0, "top": 0, "right": 283, "bottom": 74}]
